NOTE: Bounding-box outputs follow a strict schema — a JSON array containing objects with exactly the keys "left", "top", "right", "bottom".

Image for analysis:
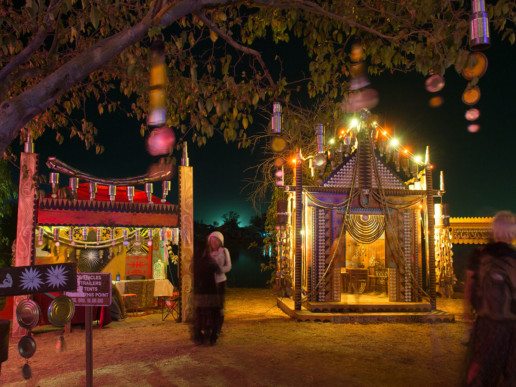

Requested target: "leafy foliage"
[{"left": 1, "top": 0, "right": 515, "bottom": 156}]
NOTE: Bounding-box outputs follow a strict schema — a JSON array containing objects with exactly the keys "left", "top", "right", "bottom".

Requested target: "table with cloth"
[{"left": 113, "top": 279, "right": 174, "bottom": 309}]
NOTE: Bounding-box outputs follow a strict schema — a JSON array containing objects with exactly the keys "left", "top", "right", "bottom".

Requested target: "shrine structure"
[
  {"left": 11, "top": 139, "right": 194, "bottom": 336},
  {"left": 275, "top": 112, "right": 456, "bottom": 322}
]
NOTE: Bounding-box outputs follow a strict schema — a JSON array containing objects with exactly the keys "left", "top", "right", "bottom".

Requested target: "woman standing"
[
  {"left": 192, "top": 241, "right": 220, "bottom": 345},
  {"left": 208, "top": 231, "right": 231, "bottom": 334}
]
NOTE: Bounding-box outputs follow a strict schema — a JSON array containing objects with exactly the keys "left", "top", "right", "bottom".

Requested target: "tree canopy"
[{"left": 1, "top": 0, "right": 515, "bottom": 156}]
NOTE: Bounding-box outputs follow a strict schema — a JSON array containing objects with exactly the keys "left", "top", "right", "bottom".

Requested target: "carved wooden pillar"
[
  {"left": 179, "top": 164, "right": 194, "bottom": 322},
  {"left": 12, "top": 151, "right": 38, "bottom": 337}
]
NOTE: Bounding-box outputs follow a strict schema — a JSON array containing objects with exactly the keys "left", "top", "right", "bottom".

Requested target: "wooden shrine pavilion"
[{"left": 276, "top": 113, "right": 456, "bottom": 322}]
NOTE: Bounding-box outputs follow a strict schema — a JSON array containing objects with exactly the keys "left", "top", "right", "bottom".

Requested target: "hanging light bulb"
[
  {"left": 89, "top": 182, "right": 97, "bottom": 201},
  {"left": 147, "top": 228, "right": 153, "bottom": 246},
  {"left": 135, "top": 229, "right": 141, "bottom": 245},
  {"left": 162, "top": 181, "right": 171, "bottom": 203},
  {"left": 108, "top": 185, "right": 117, "bottom": 202},
  {"left": 145, "top": 183, "right": 153, "bottom": 203},
  {"left": 69, "top": 177, "right": 79, "bottom": 199},
  {"left": 50, "top": 172, "right": 59, "bottom": 198},
  {"left": 271, "top": 102, "right": 282, "bottom": 134},
  {"left": 96, "top": 228, "right": 101, "bottom": 245},
  {"left": 123, "top": 229, "right": 129, "bottom": 246},
  {"left": 53, "top": 228, "right": 60, "bottom": 247},
  {"left": 127, "top": 186, "right": 135, "bottom": 202},
  {"left": 69, "top": 227, "right": 75, "bottom": 246},
  {"left": 315, "top": 124, "right": 325, "bottom": 154}
]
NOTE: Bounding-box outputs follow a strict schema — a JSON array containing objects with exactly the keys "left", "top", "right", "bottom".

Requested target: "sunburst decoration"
[
  {"left": 78, "top": 249, "right": 101, "bottom": 272},
  {"left": 20, "top": 267, "right": 43, "bottom": 292},
  {"left": 46, "top": 265, "right": 68, "bottom": 288}
]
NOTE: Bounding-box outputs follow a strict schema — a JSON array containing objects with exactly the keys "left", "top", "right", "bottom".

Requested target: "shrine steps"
[{"left": 277, "top": 298, "right": 455, "bottom": 323}]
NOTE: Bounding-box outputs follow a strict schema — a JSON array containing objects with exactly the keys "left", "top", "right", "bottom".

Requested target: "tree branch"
[
  {"left": 195, "top": 11, "right": 275, "bottom": 87},
  {"left": 0, "top": 0, "right": 61, "bottom": 84}
]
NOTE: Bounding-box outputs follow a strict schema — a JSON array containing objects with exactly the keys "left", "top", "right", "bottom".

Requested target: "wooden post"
[
  {"left": 294, "top": 154, "right": 302, "bottom": 311},
  {"left": 12, "top": 150, "right": 38, "bottom": 338},
  {"left": 85, "top": 306, "right": 93, "bottom": 387},
  {"left": 425, "top": 147, "right": 437, "bottom": 310},
  {"left": 179, "top": 149, "right": 194, "bottom": 322}
]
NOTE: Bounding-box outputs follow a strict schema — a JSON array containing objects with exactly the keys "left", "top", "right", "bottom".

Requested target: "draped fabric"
[{"left": 345, "top": 214, "right": 385, "bottom": 244}]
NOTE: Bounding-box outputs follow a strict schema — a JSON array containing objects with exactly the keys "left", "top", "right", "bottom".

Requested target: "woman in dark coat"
[{"left": 192, "top": 241, "right": 221, "bottom": 345}]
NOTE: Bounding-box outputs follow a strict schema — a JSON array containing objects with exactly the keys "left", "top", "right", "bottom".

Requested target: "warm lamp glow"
[
  {"left": 382, "top": 130, "right": 388, "bottom": 136},
  {"left": 390, "top": 138, "right": 399, "bottom": 147},
  {"left": 291, "top": 157, "right": 297, "bottom": 164},
  {"left": 350, "top": 118, "right": 359, "bottom": 128},
  {"left": 414, "top": 155, "right": 422, "bottom": 164},
  {"left": 329, "top": 138, "right": 335, "bottom": 145}
]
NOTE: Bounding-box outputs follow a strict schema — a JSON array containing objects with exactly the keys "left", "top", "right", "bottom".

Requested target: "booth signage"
[
  {"left": 66, "top": 273, "right": 112, "bottom": 306},
  {"left": 0, "top": 263, "right": 77, "bottom": 297}
]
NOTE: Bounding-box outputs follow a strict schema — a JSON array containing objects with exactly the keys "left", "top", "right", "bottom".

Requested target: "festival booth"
[
  {"left": 10, "top": 143, "right": 194, "bottom": 337},
  {"left": 276, "top": 113, "right": 455, "bottom": 322}
]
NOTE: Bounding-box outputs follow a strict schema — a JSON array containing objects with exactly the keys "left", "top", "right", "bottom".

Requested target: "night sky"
[{"left": 16, "top": 37, "right": 516, "bottom": 226}]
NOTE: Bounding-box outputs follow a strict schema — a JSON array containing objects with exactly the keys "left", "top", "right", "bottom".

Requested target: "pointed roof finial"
[
  {"left": 425, "top": 146, "right": 430, "bottom": 166},
  {"left": 181, "top": 142, "right": 189, "bottom": 167}
]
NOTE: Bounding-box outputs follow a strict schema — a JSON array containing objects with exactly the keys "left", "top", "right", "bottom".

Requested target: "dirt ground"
[{"left": 1, "top": 288, "right": 469, "bottom": 387}]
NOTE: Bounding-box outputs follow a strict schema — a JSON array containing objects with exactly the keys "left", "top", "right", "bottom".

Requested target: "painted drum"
[
  {"left": 48, "top": 295, "right": 75, "bottom": 327},
  {"left": 18, "top": 335, "right": 36, "bottom": 359},
  {"left": 16, "top": 299, "right": 41, "bottom": 330}
]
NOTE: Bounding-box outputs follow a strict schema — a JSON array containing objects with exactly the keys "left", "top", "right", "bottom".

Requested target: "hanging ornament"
[
  {"left": 425, "top": 74, "right": 445, "bottom": 93},
  {"left": 468, "top": 124, "right": 480, "bottom": 133},
  {"left": 162, "top": 181, "right": 171, "bottom": 203},
  {"left": 108, "top": 185, "right": 117, "bottom": 202},
  {"left": 123, "top": 229, "right": 129, "bottom": 246},
  {"left": 127, "top": 186, "right": 135, "bottom": 202},
  {"left": 69, "top": 227, "right": 74, "bottom": 246},
  {"left": 82, "top": 228, "right": 88, "bottom": 242},
  {"left": 470, "top": 0, "right": 491, "bottom": 51},
  {"left": 50, "top": 173, "right": 59, "bottom": 198},
  {"left": 428, "top": 96, "right": 444, "bottom": 108},
  {"left": 145, "top": 183, "right": 153, "bottom": 203},
  {"left": 148, "top": 38, "right": 167, "bottom": 127},
  {"left": 462, "top": 52, "right": 488, "bottom": 80},
  {"left": 401, "top": 155, "right": 409, "bottom": 174},
  {"left": 462, "top": 86, "right": 481, "bottom": 105},
  {"left": 465, "top": 108, "right": 480, "bottom": 121},
  {"left": 38, "top": 228, "right": 43, "bottom": 246},
  {"left": 88, "top": 182, "right": 97, "bottom": 201},
  {"left": 56, "top": 332, "right": 65, "bottom": 353},
  {"left": 147, "top": 229, "right": 153, "bottom": 246},
  {"left": 53, "top": 228, "right": 60, "bottom": 247},
  {"left": 69, "top": 177, "right": 79, "bottom": 200},
  {"left": 146, "top": 126, "right": 175, "bottom": 156}
]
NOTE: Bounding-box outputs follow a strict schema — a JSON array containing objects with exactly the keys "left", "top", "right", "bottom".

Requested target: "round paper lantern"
[
  {"left": 428, "top": 96, "right": 444, "bottom": 108},
  {"left": 462, "top": 86, "right": 481, "bottom": 105},
  {"left": 146, "top": 126, "right": 176, "bottom": 156},
  {"left": 465, "top": 108, "right": 480, "bottom": 121},
  {"left": 468, "top": 124, "right": 480, "bottom": 133},
  {"left": 425, "top": 75, "right": 445, "bottom": 93}
]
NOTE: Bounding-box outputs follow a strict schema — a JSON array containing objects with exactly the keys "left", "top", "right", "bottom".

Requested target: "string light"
[{"left": 375, "top": 123, "right": 425, "bottom": 166}]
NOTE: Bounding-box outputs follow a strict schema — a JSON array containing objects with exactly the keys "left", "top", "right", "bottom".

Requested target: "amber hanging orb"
[
  {"left": 462, "top": 86, "right": 481, "bottom": 105},
  {"left": 462, "top": 52, "right": 488, "bottom": 80}
]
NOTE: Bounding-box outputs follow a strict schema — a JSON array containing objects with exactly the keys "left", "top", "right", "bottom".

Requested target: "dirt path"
[{"left": 1, "top": 289, "right": 468, "bottom": 386}]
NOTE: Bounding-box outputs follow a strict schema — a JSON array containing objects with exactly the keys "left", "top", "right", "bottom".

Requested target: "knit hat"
[{"left": 208, "top": 231, "right": 224, "bottom": 246}]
